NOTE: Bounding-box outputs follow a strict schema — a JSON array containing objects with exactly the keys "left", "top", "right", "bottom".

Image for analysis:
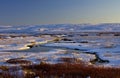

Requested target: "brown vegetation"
[
  {"left": 58, "top": 57, "right": 83, "bottom": 64},
  {"left": 0, "top": 62, "right": 120, "bottom": 78},
  {"left": 6, "top": 58, "right": 32, "bottom": 64},
  {"left": 22, "top": 63, "right": 120, "bottom": 78}
]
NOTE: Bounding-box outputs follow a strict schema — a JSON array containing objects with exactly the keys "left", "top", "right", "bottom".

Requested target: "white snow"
[{"left": 0, "top": 23, "right": 120, "bottom": 67}]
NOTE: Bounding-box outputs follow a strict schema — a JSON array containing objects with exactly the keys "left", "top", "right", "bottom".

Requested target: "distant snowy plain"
[{"left": 0, "top": 23, "right": 120, "bottom": 67}]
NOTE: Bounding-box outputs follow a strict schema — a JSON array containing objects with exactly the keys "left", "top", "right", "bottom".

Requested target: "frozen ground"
[
  {"left": 0, "top": 24, "right": 120, "bottom": 67},
  {"left": 43, "top": 36, "right": 120, "bottom": 67}
]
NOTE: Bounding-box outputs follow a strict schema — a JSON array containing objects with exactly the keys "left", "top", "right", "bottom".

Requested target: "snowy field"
[{"left": 0, "top": 24, "right": 120, "bottom": 67}]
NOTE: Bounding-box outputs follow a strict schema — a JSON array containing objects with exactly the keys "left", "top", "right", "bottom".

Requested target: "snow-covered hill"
[{"left": 0, "top": 23, "right": 120, "bottom": 34}]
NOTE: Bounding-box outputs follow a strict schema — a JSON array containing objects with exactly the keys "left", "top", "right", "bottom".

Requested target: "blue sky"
[{"left": 0, "top": 0, "right": 120, "bottom": 25}]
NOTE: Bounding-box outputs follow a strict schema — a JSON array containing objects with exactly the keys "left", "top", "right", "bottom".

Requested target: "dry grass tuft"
[{"left": 58, "top": 57, "right": 84, "bottom": 64}]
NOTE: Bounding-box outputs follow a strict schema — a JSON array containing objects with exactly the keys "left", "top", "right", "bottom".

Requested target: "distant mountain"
[{"left": 0, "top": 23, "right": 120, "bottom": 34}]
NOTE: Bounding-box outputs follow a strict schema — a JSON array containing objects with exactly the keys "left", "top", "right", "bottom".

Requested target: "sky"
[{"left": 0, "top": 0, "right": 120, "bottom": 25}]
